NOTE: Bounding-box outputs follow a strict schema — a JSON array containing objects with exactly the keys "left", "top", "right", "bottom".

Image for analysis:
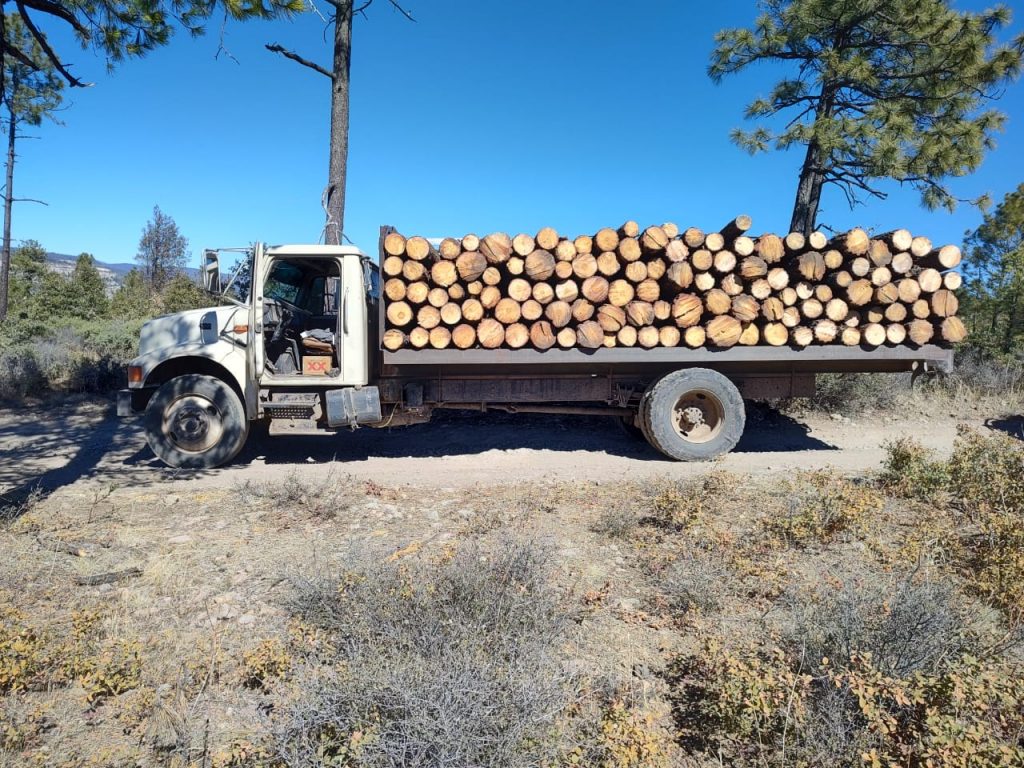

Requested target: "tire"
[
  {"left": 144, "top": 374, "right": 249, "bottom": 469},
  {"left": 617, "top": 412, "right": 645, "bottom": 441},
  {"left": 641, "top": 368, "right": 745, "bottom": 461}
]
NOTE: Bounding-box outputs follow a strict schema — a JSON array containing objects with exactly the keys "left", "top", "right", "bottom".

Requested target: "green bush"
[{"left": 877, "top": 438, "right": 950, "bottom": 502}]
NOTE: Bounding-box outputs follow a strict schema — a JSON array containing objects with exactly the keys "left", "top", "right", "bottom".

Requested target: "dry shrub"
[
  {"left": 271, "top": 540, "right": 579, "bottom": 768},
  {"left": 762, "top": 471, "right": 883, "bottom": 547},
  {"left": 565, "top": 690, "right": 678, "bottom": 768},
  {"left": 877, "top": 437, "right": 950, "bottom": 502},
  {"left": 234, "top": 471, "right": 354, "bottom": 519},
  {"left": 651, "top": 544, "right": 734, "bottom": 616},
  {"left": 640, "top": 473, "right": 736, "bottom": 531},
  {"left": 671, "top": 568, "right": 1023, "bottom": 767}
]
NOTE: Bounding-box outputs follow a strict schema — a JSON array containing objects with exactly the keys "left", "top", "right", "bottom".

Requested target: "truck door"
[{"left": 248, "top": 242, "right": 266, "bottom": 379}]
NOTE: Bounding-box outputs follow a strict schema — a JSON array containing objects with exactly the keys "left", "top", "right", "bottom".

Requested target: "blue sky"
[{"left": 14, "top": 0, "right": 1024, "bottom": 265}]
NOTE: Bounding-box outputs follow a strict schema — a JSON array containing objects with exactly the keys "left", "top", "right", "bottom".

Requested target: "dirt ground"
[{"left": 1, "top": 394, "right": 1020, "bottom": 501}]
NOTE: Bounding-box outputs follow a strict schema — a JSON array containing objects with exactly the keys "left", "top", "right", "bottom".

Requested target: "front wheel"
[
  {"left": 144, "top": 374, "right": 249, "bottom": 469},
  {"left": 640, "top": 368, "right": 745, "bottom": 461}
]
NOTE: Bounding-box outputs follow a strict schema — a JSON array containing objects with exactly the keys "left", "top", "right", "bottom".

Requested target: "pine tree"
[
  {"left": 709, "top": 0, "right": 1024, "bottom": 235},
  {"left": 160, "top": 274, "right": 208, "bottom": 314},
  {"left": 136, "top": 206, "right": 188, "bottom": 291},
  {"left": 109, "top": 269, "right": 154, "bottom": 320},
  {"left": 66, "top": 253, "right": 109, "bottom": 320},
  {"left": 962, "top": 184, "right": 1024, "bottom": 355}
]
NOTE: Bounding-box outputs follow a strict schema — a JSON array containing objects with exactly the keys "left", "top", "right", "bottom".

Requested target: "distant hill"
[{"left": 44, "top": 252, "right": 198, "bottom": 294}]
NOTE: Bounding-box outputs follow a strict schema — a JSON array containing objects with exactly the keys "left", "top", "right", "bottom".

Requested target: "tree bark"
[
  {"left": 0, "top": 73, "right": 18, "bottom": 322},
  {"left": 789, "top": 138, "right": 825, "bottom": 238},
  {"left": 324, "top": 2, "right": 352, "bottom": 245}
]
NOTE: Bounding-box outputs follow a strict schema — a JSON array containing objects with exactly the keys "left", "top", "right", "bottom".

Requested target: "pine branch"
[
  {"left": 15, "top": 1, "right": 92, "bottom": 88},
  {"left": 264, "top": 43, "right": 333, "bottom": 79},
  {"left": 17, "top": 0, "right": 90, "bottom": 36}
]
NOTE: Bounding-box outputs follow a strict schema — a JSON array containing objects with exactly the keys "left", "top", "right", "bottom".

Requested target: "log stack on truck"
[
  {"left": 379, "top": 217, "right": 966, "bottom": 354},
  {"left": 117, "top": 219, "right": 961, "bottom": 470}
]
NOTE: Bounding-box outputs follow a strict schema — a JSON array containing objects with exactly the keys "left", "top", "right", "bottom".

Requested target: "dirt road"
[{"left": 2, "top": 395, "right": 1019, "bottom": 501}]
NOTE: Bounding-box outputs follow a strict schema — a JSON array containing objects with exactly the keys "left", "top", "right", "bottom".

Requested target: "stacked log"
[{"left": 380, "top": 220, "right": 966, "bottom": 351}]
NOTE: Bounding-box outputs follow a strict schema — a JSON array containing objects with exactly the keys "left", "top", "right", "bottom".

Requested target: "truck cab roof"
[{"left": 265, "top": 244, "right": 367, "bottom": 258}]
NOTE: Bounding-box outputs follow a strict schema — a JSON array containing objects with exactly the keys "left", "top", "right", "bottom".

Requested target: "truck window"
[
  {"left": 264, "top": 261, "right": 303, "bottom": 304},
  {"left": 303, "top": 276, "right": 340, "bottom": 314}
]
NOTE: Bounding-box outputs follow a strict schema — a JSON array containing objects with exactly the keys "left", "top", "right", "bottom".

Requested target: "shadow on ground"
[{"left": 985, "top": 415, "right": 1024, "bottom": 440}]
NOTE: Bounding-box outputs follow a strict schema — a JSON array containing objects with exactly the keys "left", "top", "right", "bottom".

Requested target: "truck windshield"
[{"left": 265, "top": 262, "right": 304, "bottom": 304}]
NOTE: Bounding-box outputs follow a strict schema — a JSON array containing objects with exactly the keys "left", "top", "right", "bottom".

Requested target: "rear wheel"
[
  {"left": 144, "top": 374, "right": 249, "bottom": 469},
  {"left": 641, "top": 368, "right": 745, "bottom": 461}
]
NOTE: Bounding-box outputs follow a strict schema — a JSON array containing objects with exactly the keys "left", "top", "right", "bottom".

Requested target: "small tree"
[
  {"left": 709, "top": 0, "right": 1024, "bottom": 235},
  {"left": 66, "top": 253, "right": 109, "bottom": 320},
  {"left": 136, "top": 205, "right": 188, "bottom": 291},
  {"left": 160, "top": 274, "right": 208, "bottom": 314},
  {"left": 962, "top": 184, "right": 1024, "bottom": 355},
  {"left": 109, "top": 269, "right": 153, "bottom": 320},
  {"left": 1, "top": 13, "right": 63, "bottom": 322}
]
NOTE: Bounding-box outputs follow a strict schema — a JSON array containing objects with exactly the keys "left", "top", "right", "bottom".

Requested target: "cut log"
[
  {"left": 530, "top": 320, "right": 556, "bottom": 350},
  {"left": 705, "top": 289, "right": 732, "bottom": 316},
  {"left": 871, "top": 266, "right": 892, "bottom": 287},
  {"left": 694, "top": 272, "right": 716, "bottom": 292},
  {"left": 512, "top": 232, "right": 535, "bottom": 257},
  {"left": 456, "top": 251, "right": 487, "bottom": 282},
  {"left": 756, "top": 234, "right": 785, "bottom": 263},
  {"left": 461, "top": 233, "right": 480, "bottom": 251},
  {"left": 405, "top": 236, "right": 435, "bottom": 261},
  {"left": 921, "top": 244, "right": 962, "bottom": 270},
  {"left": 665, "top": 240, "right": 689, "bottom": 263},
  {"left": 574, "top": 234, "right": 593, "bottom": 254},
  {"left": 868, "top": 240, "right": 892, "bottom": 267},
  {"left": 721, "top": 273, "right": 744, "bottom": 296},
  {"left": 596, "top": 251, "right": 620, "bottom": 277},
  {"left": 740, "top": 256, "right": 768, "bottom": 279},
  {"left": 406, "top": 282, "right": 429, "bottom": 305},
  {"left": 795, "top": 282, "right": 814, "bottom": 301},
  {"left": 781, "top": 287, "right": 798, "bottom": 306},
  {"left": 882, "top": 229, "right": 913, "bottom": 252},
  {"left": 618, "top": 237, "right": 642, "bottom": 262},
  {"left": 825, "top": 298, "right": 849, "bottom": 323},
  {"left": 659, "top": 326, "right": 681, "bottom": 347},
  {"left": 439, "top": 302, "right": 463, "bottom": 326},
  {"left": 738, "top": 323, "right": 760, "bottom": 346},
  {"left": 555, "top": 279, "right": 579, "bottom": 302},
  {"left": 720, "top": 215, "right": 753, "bottom": 240},
  {"left": 382, "top": 328, "right": 406, "bottom": 350},
  {"left": 797, "top": 251, "right": 826, "bottom": 281},
  {"left": 572, "top": 298, "right": 595, "bottom": 323},
  {"left": 749, "top": 278, "right": 772, "bottom": 300},
  {"left": 781, "top": 306, "right": 801, "bottom": 328},
  {"left": 886, "top": 323, "right": 906, "bottom": 345},
  {"left": 713, "top": 249, "right": 737, "bottom": 274},
  {"left": 832, "top": 270, "right": 853, "bottom": 288},
  {"left": 785, "top": 231, "right": 806, "bottom": 252},
  {"left": 801, "top": 298, "right": 824, "bottom": 320},
  {"left": 383, "top": 255, "right": 405, "bottom": 277},
  {"left": 546, "top": 300, "right": 572, "bottom": 328},
  {"left": 479, "top": 285, "right": 501, "bottom": 309},
  {"left": 841, "top": 326, "right": 861, "bottom": 346},
  {"left": 577, "top": 320, "right": 604, "bottom": 349},
  {"left": 917, "top": 268, "right": 942, "bottom": 293},
  {"left": 762, "top": 296, "right": 785, "bottom": 321},
  {"left": 910, "top": 236, "right": 932, "bottom": 258},
  {"left": 635, "top": 279, "right": 661, "bottom": 303},
  {"left": 691, "top": 249, "right": 713, "bottom": 271},
  {"left": 448, "top": 284, "right": 466, "bottom": 301},
  {"left": 731, "top": 294, "right": 759, "bottom": 323},
  {"left": 808, "top": 231, "right": 828, "bottom": 250},
  {"left": 597, "top": 304, "right": 627, "bottom": 332},
  {"left": 428, "top": 287, "right": 449, "bottom": 308},
  {"left": 672, "top": 294, "right": 703, "bottom": 328},
  {"left": 625, "top": 301, "right": 655, "bottom": 327},
  {"left": 572, "top": 252, "right": 598, "bottom": 279},
  {"left": 384, "top": 232, "right": 407, "bottom": 257},
  {"left": 641, "top": 225, "right": 670, "bottom": 251},
  {"left": 503, "top": 322, "right": 528, "bottom": 349},
  {"left": 823, "top": 249, "right": 844, "bottom": 270},
  {"left": 662, "top": 222, "right": 680, "bottom": 239},
  {"left": 684, "top": 325, "right": 707, "bottom": 348},
  {"left": 403, "top": 260, "right": 426, "bottom": 282},
  {"left": 608, "top": 280, "right": 635, "bottom": 307},
  {"left": 842, "top": 228, "right": 870, "bottom": 256},
  {"left": 618, "top": 220, "right": 640, "bottom": 239},
  {"left": 941, "top": 316, "right": 967, "bottom": 343},
  {"left": 532, "top": 282, "right": 555, "bottom": 304},
  {"left": 521, "top": 299, "right": 543, "bottom": 322},
  {"left": 508, "top": 257, "right": 525, "bottom": 276},
  {"left": 884, "top": 302, "right": 907, "bottom": 323},
  {"left": 897, "top": 278, "right": 921, "bottom": 303},
  {"left": 556, "top": 239, "right": 577, "bottom": 262},
  {"left": 439, "top": 237, "right": 461, "bottom": 260},
  {"left": 638, "top": 326, "right": 660, "bottom": 348},
  {"left": 792, "top": 326, "right": 814, "bottom": 347},
  {"left": 525, "top": 249, "right": 556, "bottom": 281},
  {"left": 654, "top": 299, "right": 672, "bottom": 321},
  {"left": 535, "top": 227, "right": 559, "bottom": 251},
  {"left": 554, "top": 260, "right": 573, "bottom": 279},
  {"left": 431, "top": 260, "right": 458, "bottom": 288},
  {"left": 624, "top": 261, "right": 648, "bottom": 283},
  {"left": 865, "top": 307, "right": 885, "bottom": 324},
  {"left": 595, "top": 227, "right": 620, "bottom": 252},
  {"left": 847, "top": 280, "right": 874, "bottom": 306},
  {"left": 890, "top": 251, "right": 913, "bottom": 275},
  {"left": 931, "top": 289, "right": 959, "bottom": 317},
  {"left": 850, "top": 257, "right": 871, "bottom": 277},
  {"left": 907, "top": 319, "right": 934, "bottom": 346},
  {"left": 481, "top": 266, "right": 502, "bottom": 286},
  {"left": 706, "top": 315, "right": 743, "bottom": 347},
  {"left": 557, "top": 327, "right": 577, "bottom": 348},
  {"left": 582, "top": 275, "right": 610, "bottom": 303},
  {"left": 683, "top": 227, "right": 705, "bottom": 248},
  {"left": 384, "top": 278, "right": 407, "bottom": 302},
  {"left": 617, "top": 326, "right": 638, "bottom": 347},
  {"left": 943, "top": 272, "right": 962, "bottom": 291},
  {"left": 409, "top": 327, "right": 430, "bottom": 348},
  {"left": 461, "top": 298, "right": 484, "bottom": 322},
  {"left": 704, "top": 232, "right": 726, "bottom": 253},
  {"left": 764, "top": 323, "right": 788, "bottom": 346},
  {"left": 477, "top": 318, "right": 505, "bottom": 349},
  {"left": 480, "top": 233, "right": 513, "bottom": 264},
  {"left": 875, "top": 283, "right": 899, "bottom": 305},
  {"left": 646, "top": 258, "right": 667, "bottom": 280},
  {"left": 861, "top": 323, "right": 886, "bottom": 347},
  {"left": 767, "top": 268, "right": 790, "bottom": 291},
  {"left": 814, "top": 284, "right": 833, "bottom": 303},
  {"left": 814, "top": 319, "right": 838, "bottom": 343},
  {"left": 429, "top": 326, "right": 451, "bottom": 349},
  {"left": 494, "top": 298, "right": 522, "bottom": 324},
  {"left": 733, "top": 236, "right": 755, "bottom": 257},
  {"left": 452, "top": 324, "right": 477, "bottom": 349},
  {"left": 467, "top": 280, "right": 483, "bottom": 296}
]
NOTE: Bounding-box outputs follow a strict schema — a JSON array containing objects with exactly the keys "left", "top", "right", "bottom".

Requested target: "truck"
[{"left": 117, "top": 228, "right": 954, "bottom": 469}]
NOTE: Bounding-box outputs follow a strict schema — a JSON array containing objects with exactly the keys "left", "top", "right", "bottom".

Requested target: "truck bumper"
[{"left": 117, "top": 388, "right": 154, "bottom": 417}]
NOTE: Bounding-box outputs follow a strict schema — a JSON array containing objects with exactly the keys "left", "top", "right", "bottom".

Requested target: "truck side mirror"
[{"left": 203, "top": 251, "right": 221, "bottom": 294}]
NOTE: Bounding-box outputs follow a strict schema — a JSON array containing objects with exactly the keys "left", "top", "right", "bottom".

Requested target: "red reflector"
[{"left": 127, "top": 366, "right": 143, "bottom": 384}]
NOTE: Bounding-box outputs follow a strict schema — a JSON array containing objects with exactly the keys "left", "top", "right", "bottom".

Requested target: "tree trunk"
[
  {"left": 325, "top": 2, "right": 352, "bottom": 245},
  {"left": 789, "top": 139, "right": 825, "bottom": 238},
  {"left": 0, "top": 76, "right": 17, "bottom": 323}
]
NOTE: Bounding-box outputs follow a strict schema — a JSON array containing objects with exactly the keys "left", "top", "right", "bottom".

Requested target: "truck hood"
[{"left": 138, "top": 305, "right": 246, "bottom": 356}]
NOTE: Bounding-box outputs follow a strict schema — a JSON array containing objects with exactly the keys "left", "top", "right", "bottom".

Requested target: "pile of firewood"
[{"left": 379, "top": 217, "right": 966, "bottom": 351}]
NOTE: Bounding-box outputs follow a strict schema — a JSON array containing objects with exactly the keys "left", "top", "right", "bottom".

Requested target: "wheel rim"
[
  {"left": 162, "top": 394, "right": 225, "bottom": 454},
  {"left": 671, "top": 389, "right": 725, "bottom": 444}
]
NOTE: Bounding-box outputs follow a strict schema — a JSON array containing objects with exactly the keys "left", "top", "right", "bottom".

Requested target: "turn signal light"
[
  {"left": 127, "top": 366, "right": 143, "bottom": 385},
  {"left": 232, "top": 324, "right": 249, "bottom": 334}
]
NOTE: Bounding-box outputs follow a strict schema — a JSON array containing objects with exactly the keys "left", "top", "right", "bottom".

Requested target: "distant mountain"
[{"left": 44, "top": 252, "right": 198, "bottom": 293}]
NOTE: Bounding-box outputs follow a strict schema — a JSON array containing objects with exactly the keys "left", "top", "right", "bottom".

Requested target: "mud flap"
[{"left": 325, "top": 386, "right": 383, "bottom": 428}]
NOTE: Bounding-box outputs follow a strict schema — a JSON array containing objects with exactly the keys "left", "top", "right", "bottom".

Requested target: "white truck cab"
[{"left": 119, "top": 243, "right": 384, "bottom": 468}]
